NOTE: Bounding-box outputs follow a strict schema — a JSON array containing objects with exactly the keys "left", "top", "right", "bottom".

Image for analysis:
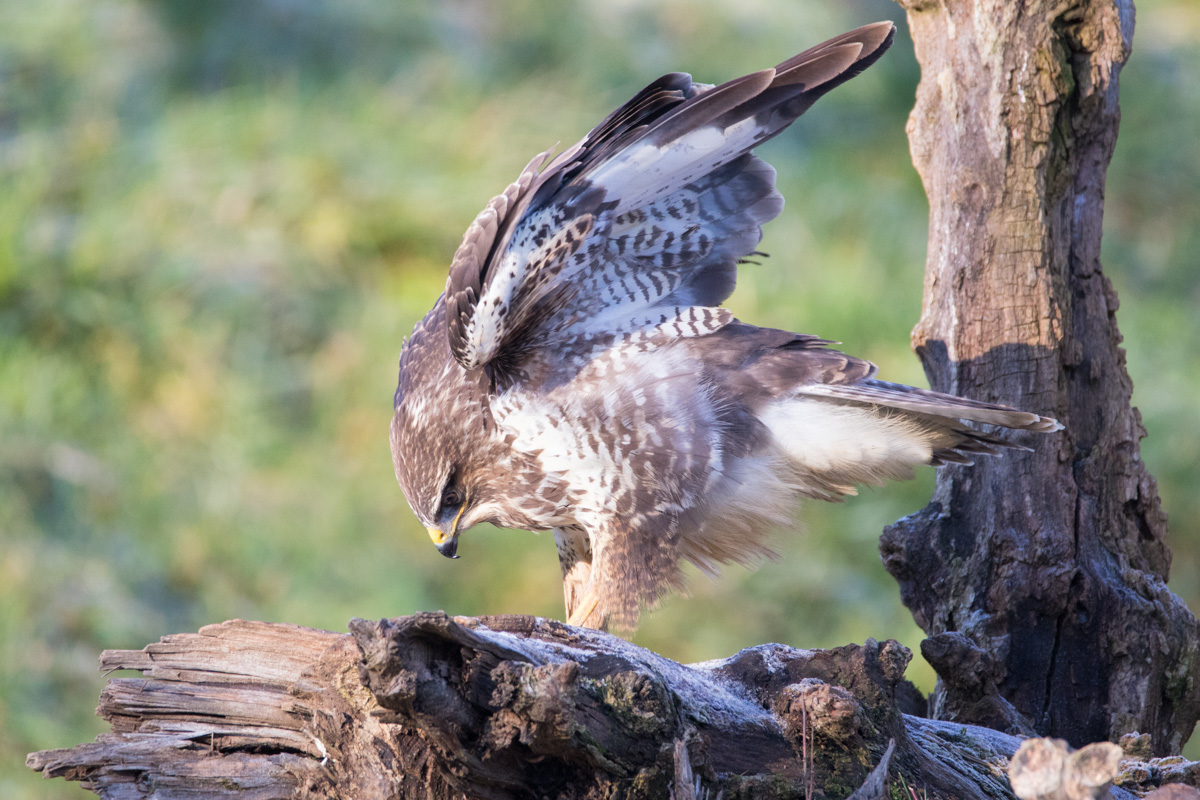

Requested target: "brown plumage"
[{"left": 390, "top": 22, "right": 1061, "bottom": 631}]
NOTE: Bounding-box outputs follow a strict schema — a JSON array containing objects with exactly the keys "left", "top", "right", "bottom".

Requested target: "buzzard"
[{"left": 390, "top": 21, "right": 1060, "bottom": 631}]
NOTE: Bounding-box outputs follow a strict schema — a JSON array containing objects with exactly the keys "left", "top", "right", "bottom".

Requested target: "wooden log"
[
  {"left": 28, "top": 621, "right": 340, "bottom": 799},
  {"left": 30, "top": 614, "right": 1193, "bottom": 799}
]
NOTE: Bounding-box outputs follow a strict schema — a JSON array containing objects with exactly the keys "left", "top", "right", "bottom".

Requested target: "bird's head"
[{"left": 390, "top": 302, "right": 496, "bottom": 559}]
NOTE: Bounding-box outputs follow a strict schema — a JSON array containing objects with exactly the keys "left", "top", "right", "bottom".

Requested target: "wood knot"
[
  {"left": 776, "top": 678, "right": 868, "bottom": 746},
  {"left": 921, "top": 631, "right": 997, "bottom": 694},
  {"left": 484, "top": 661, "right": 581, "bottom": 752}
]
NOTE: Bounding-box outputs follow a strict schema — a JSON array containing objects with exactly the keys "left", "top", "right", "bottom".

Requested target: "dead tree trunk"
[
  {"left": 28, "top": 615, "right": 1173, "bottom": 799},
  {"left": 880, "top": 0, "right": 1200, "bottom": 754}
]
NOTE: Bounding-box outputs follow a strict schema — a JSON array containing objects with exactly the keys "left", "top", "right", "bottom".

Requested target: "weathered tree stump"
[
  {"left": 881, "top": 0, "right": 1200, "bottom": 754},
  {"left": 29, "top": 614, "right": 1184, "bottom": 800}
]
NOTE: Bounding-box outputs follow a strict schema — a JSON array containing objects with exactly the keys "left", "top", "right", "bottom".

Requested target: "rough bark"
[
  {"left": 25, "top": 614, "right": 1158, "bottom": 800},
  {"left": 881, "top": 0, "right": 1200, "bottom": 755}
]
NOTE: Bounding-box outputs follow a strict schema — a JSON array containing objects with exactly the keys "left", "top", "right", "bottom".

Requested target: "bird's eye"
[{"left": 441, "top": 486, "right": 462, "bottom": 509}]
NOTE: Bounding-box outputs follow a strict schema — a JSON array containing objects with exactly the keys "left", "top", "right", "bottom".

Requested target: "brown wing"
[{"left": 442, "top": 23, "right": 897, "bottom": 381}]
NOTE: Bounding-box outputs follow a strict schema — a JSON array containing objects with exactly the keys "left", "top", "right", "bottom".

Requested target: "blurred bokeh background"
[{"left": 2, "top": 0, "right": 1197, "bottom": 795}]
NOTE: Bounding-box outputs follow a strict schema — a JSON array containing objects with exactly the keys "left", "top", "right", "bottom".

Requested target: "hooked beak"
[{"left": 427, "top": 527, "right": 460, "bottom": 559}]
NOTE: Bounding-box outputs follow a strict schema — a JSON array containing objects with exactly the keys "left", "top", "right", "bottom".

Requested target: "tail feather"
[
  {"left": 924, "top": 424, "right": 1031, "bottom": 467},
  {"left": 798, "top": 379, "right": 1063, "bottom": 433},
  {"left": 760, "top": 380, "right": 1061, "bottom": 499}
]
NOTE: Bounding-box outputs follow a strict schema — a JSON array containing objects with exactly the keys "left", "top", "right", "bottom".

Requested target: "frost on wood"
[
  {"left": 882, "top": 0, "right": 1200, "bottom": 754},
  {"left": 25, "top": 614, "right": 1143, "bottom": 800}
]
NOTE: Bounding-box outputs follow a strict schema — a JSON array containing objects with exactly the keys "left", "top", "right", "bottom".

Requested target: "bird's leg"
[
  {"left": 567, "top": 589, "right": 604, "bottom": 629},
  {"left": 555, "top": 526, "right": 607, "bottom": 630},
  {"left": 564, "top": 569, "right": 609, "bottom": 630},
  {"left": 562, "top": 560, "right": 591, "bottom": 621}
]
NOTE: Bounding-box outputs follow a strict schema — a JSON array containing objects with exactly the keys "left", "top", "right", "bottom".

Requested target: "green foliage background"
[{"left": 3, "top": 1, "right": 1198, "bottom": 795}]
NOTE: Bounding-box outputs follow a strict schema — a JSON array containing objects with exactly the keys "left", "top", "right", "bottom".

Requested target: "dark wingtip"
[
  {"left": 859, "top": 21, "right": 898, "bottom": 57},
  {"left": 834, "top": 21, "right": 897, "bottom": 81},
  {"left": 774, "top": 20, "right": 896, "bottom": 74}
]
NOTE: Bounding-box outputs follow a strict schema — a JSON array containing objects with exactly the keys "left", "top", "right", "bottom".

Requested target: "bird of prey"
[{"left": 390, "top": 21, "right": 1060, "bottom": 631}]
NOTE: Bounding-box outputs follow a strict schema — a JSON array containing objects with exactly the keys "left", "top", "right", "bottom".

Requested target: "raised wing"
[{"left": 444, "top": 22, "right": 896, "bottom": 379}]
